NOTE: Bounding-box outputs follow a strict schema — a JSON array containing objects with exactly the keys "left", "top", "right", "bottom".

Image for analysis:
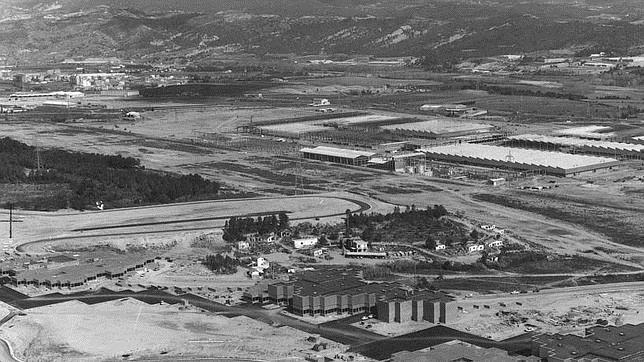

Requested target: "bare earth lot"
[{"left": 0, "top": 299, "right": 345, "bottom": 361}]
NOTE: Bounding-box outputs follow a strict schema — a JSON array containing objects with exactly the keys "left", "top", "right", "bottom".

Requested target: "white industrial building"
[
  {"left": 419, "top": 144, "right": 620, "bottom": 176},
  {"left": 507, "top": 134, "right": 644, "bottom": 159},
  {"left": 301, "top": 146, "right": 375, "bottom": 166}
]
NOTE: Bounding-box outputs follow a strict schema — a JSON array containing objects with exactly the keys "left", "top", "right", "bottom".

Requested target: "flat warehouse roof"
[
  {"left": 381, "top": 119, "right": 492, "bottom": 134},
  {"left": 300, "top": 146, "right": 375, "bottom": 159},
  {"left": 509, "top": 134, "right": 644, "bottom": 152},
  {"left": 420, "top": 144, "right": 618, "bottom": 170}
]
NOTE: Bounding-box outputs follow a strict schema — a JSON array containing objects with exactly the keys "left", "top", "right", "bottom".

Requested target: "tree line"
[
  {"left": 468, "top": 84, "right": 587, "bottom": 101},
  {"left": 203, "top": 254, "right": 239, "bottom": 274},
  {"left": 0, "top": 137, "right": 221, "bottom": 210},
  {"left": 223, "top": 212, "right": 290, "bottom": 242}
]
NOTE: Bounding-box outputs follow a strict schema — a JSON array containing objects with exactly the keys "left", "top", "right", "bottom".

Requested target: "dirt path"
[
  {"left": 440, "top": 187, "right": 644, "bottom": 269},
  {"left": 11, "top": 192, "right": 395, "bottom": 253}
]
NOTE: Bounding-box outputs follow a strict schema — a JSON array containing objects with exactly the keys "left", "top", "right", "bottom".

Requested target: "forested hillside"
[{"left": 0, "top": 137, "right": 222, "bottom": 210}]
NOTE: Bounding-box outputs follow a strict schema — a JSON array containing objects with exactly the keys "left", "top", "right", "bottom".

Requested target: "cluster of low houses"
[
  {"left": 236, "top": 230, "right": 292, "bottom": 251},
  {"left": 434, "top": 225, "right": 506, "bottom": 254},
  {"left": 434, "top": 239, "right": 504, "bottom": 254}
]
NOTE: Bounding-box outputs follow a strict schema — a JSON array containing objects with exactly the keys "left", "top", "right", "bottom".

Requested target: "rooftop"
[
  {"left": 509, "top": 134, "right": 644, "bottom": 153},
  {"left": 12, "top": 252, "right": 159, "bottom": 284},
  {"left": 393, "top": 339, "right": 539, "bottom": 362},
  {"left": 533, "top": 323, "right": 644, "bottom": 361},
  {"left": 300, "top": 146, "right": 375, "bottom": 159},
  {"left": 420, "top": 144, "right": 619, "bottom": 170},
  {"left": 381, "top": 118, "right": 493, "bottom": 135},
  {"left": 289, "top": 266, "right": 453, "bottom": 301}
]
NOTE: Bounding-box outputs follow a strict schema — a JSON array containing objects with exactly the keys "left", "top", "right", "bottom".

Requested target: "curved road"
[
  {"left": 13, "top": 193, "right": 380, "bottom": 253},
  {"left": 0, "top": 338, "right": 20, "bottom": 362}
]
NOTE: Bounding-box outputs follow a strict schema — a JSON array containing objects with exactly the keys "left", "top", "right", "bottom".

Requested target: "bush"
[{"left": 363, "top": 266, "right": 392, "bottom": 280}]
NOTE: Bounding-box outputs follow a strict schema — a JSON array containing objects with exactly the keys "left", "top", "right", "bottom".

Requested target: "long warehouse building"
[
  {"left": 301, "top": 146, "right": 375, "bottom": 166},
  {"left": 420, "top": 144, "right": 620, "bottom": 176},
  {"left": 507, "top": 134, "right": 644, "bottom": 159}
]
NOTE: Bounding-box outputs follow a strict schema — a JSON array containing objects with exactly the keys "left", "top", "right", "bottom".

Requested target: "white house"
[
  {"left": 293, "top": 236, "right": 318, "bottom": 249},
  {"left": 486, "top": 240, "right": 504, "bottom": 248},
  {"left": 280, "top": 230, "right": 292, "bottom": 237},
  {"left": 435, "top": 243, "right": 446, "bottom": 251},
  {"left": 245, "top": 233, "right": 261, "bottom": 243},
  {"left": 468, "top": 244, "right": 485, "bottom": 253},
  {"left": 237, "top": 240, "right": 250, "bottom": 251},
  {"left": 256, "top": 257, "right": 270, "bottom": 271},
  {"left": 346, "top": 237, "right": 369, "bottom": 252},
  {"left": 248, "top": 268, "right": 262, "bottom": 279},
  {"left": 312, "top": 249, "right": 324, "bottom": 258}
]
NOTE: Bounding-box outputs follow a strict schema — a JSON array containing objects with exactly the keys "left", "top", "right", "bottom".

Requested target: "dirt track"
[{"left": 7, "top": 192, "right": 393, "bottom": 253}]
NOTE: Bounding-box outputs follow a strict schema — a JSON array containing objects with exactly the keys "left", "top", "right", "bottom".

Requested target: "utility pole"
[{"left": 9, "top": 203, "right": 13, "bottom": 239}]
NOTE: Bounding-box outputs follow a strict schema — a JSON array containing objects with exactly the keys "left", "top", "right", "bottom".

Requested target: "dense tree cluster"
[
  {"left": 0, "top": 137, "right": 221, "bottom": 210},
  {"left": 348, "top": 205, "right": 448, "bottom": 228},
  {"left": 347, "top": 205, "right": 461, "bottom": 245},
  {"left": 202, "top": 254, "right": 239, "bottom": 274},
  {"left": 223, "top": 212, "right": 290, "bottom": 242},
  {"left": 472, "top": 84, "right": 587, "bottom": 101}
]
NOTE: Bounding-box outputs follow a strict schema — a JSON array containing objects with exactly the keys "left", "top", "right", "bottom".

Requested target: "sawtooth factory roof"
[{"left": 419, "top": 144, "right": 620, "bottom": 176}]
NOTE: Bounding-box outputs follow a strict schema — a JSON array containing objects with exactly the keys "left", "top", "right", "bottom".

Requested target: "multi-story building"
[{"left": 243, "top": 267, "right": 456, "bottom": 321}]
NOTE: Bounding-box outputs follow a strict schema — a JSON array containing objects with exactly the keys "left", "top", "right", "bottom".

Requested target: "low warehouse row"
[{"left": 1, "top": 257, "right": 160, "bottom": 288}]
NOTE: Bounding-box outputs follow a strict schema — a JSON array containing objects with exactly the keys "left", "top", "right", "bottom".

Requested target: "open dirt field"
[
  {"left": 369, "top": 177, "right": 644, "bottom": 270},
  {"left": 450, "top": 284, "right": 644, "bottom": 341},
  {"left": 0, "top": 299, "right": 345, "bottom": 361},
  {"left": 123, "top": 104, "right": 321, "bottom": 138}
]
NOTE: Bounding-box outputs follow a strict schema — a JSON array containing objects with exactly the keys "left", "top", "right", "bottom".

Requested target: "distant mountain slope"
[{"left": 0, "top": 0, "right": 641, "bottom": 65}]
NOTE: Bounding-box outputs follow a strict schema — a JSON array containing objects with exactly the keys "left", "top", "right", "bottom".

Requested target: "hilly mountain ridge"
[{"left": 0, "top": 0, "right": 642, "bottom": 66}]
